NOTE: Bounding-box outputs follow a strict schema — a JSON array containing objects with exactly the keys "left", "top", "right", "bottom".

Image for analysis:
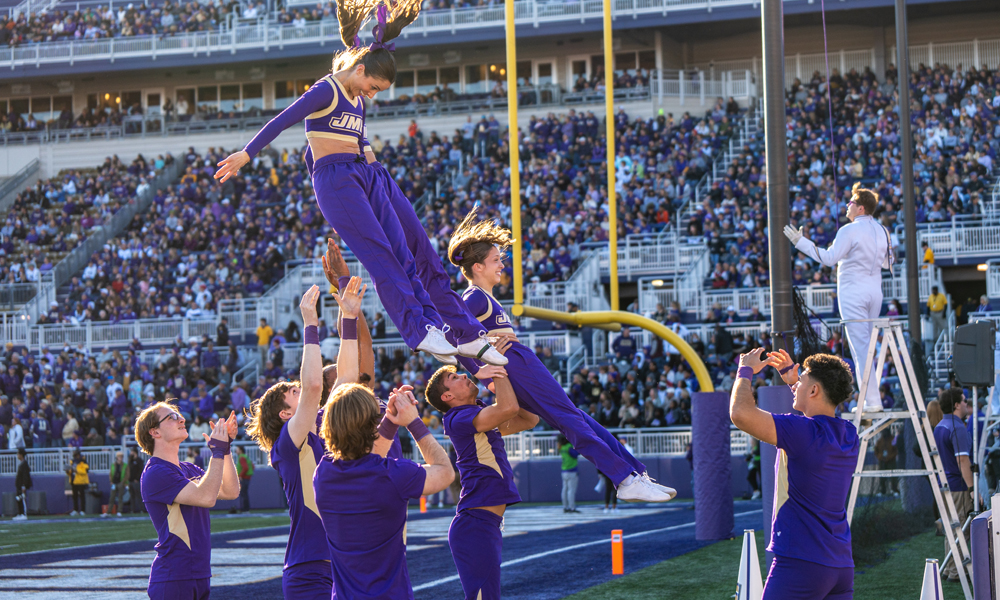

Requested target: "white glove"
[{"left": 783, "top": 224, "right": 804, "bottom": 245}]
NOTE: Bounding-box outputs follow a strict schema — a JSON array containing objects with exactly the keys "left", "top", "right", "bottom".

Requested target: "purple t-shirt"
[
  {"left": 443, "top": 401, "right": 521, "bottom": 511},
  {"left": 935, "top": 414, "right": 971, "bottom": 492},
  {"left": 768, "top": 413, "right": 859, "bottom": 568},
  {"left": 271, "top": 422, "right": 330, "bottom": 569},
  {"left": 140, "top": 457, "right": 212, "bottom": 582},
  {"left": 313, "top": 453, "right": 426, "bottom": 600}
]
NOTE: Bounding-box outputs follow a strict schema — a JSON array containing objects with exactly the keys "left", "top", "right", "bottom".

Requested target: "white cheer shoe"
[{"left": 617, "top": 474, "right": 676, "bottom": 502}]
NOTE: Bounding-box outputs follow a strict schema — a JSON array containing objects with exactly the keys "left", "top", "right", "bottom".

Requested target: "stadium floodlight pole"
[
  {"left": 894, "top": 0, "right": 920, "bottom": 340},
  {"left": 603, "top": 0, "right": 619, "bottom": 311},
  {"left": 505, "top": 0, "right": 523, "bottom": 309},
  {"left": 761, "top": 0, "right": 793, "bottom": 353}
]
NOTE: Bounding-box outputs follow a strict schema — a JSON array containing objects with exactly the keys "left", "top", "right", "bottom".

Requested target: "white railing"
[
  {"left": 989, "top": 261, "right": 1000, "bottom": 299},
  {"left": 524, "top": 250, "right": 608, "bottom": 314},
  {"left": 919, "top": 224, "right": 1000, "bottom": 262},
  {"left": 891, "top": 39, "right": 1000, "bottom": 78},
  {"left": 598, "top": 232, "right": 707, "bottom": 281},
  {"left": 28, "top": 306, "right": 269, "bottom": 351},
  {"left": 5, "top": 426, "right": 752, "bottom": 474},
  {"left": 650, "top": 69, "right": 756, "bottom": 104},
  {"left": 0, "top": 0, "right": 887, "bottom": 70},
  {"left": 639, "top": 263, "right": 941, "bottom": 319}
]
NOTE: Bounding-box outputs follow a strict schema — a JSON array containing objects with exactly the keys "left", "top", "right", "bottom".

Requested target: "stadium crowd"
[
  {"left": 0, "top": 154, "right": 170, "bottom": 287},
  {"left": 687, "top": 62, "right": 999, "bottom": 296}
]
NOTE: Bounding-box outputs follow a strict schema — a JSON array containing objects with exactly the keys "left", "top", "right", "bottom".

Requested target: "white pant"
[
  {"left": 839, "top": 279, "right": 883, "bottom": 409},
  {"left": 561, "top": 471, "right": 578, "bottom": 510}
]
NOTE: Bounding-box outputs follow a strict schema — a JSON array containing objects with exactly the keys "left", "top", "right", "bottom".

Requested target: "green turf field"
[
  {"left": 566, "top": 529, "right": 965, "bottom": 600},
  {"left": 0, "top": 511, "right": 291, "bottom": 555}
]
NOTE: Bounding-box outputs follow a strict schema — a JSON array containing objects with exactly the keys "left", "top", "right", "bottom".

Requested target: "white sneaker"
[
  {"left": 456, "top": 334, "right": 508, "bottom": 366},
  {"left": 430, "top": 352, "right": 458, "bottom": 366},
  {"left": 616, "top": 475, "right": 675, "bottom": 502},
  {"left": 613, "top": 506, "right": 620, "bottom": 512},
  {"left": 12, "top": 514, "right": 27, "bottom": 521},
  {"left": 416, "top": 326, "right": 459, "bottom": 358},
  {"left": 116, "top": 513, "right": 122, "bottom": 517},
  {"left": 640, "top": 473, "right": 678, "bottom": 500},
  {"left": 69, "top": 511, "right": 78, "bottom": 516},
  {"left": 101, "top": 513, "right": 109, "bottom": 518},
  {"left": 750, "top": 490, "right": 761, "bottom": 500},
  {"left": 603, "top": 507, "right": 610, "bottom": 514}
]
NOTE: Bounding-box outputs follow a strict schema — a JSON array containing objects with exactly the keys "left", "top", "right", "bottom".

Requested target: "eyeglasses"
[{"left": 156, "top": 411, "right": 183, "bottom": 427}]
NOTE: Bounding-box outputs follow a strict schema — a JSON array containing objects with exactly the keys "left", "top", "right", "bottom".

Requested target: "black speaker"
[{"left": 954, "top": 320, "right": 996, "bottom": 386}]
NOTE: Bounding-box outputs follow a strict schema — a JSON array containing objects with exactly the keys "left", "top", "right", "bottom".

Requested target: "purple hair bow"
[
  {"left": 370, "top": 4, "right": 395, "bottom": 52},
  {"left": 453, "top": 250, "right": 464, "bottom": 262}
]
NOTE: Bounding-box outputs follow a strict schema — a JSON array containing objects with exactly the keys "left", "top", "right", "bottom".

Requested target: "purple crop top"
[{"left": 243, "top": 74, "right": 370, "bottom": 159}]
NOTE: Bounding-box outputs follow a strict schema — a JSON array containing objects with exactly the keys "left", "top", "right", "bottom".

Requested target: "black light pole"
[
  {"left": 895, "top": 0, "right": 920, "bottom": 339},
  {"left": 762, "top": 0, "right": 793, "bottom": 353}
]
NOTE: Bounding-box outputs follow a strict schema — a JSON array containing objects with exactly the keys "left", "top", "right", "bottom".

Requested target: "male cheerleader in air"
[
  {"left": 446, "top": 208, "right": 675, "bottom": 502},
  {"left": 245, "top": 279, "right": 365, "bottom": 599},
  {"left": 135, "top": 401, "right": 240, "bottom": 598},
  {"left": 425, "top": 339, "right": 539, "bottom": 599}
]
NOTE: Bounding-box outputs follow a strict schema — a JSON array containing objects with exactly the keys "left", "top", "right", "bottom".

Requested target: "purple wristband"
[
  {"left": 406, "top": 418, "right": 430, "bottom": 442},
  {"left": 304, "top": 325, "right": 319, "bottom": 346},
  {"left": 779, "top": 364, "right": 795, "bottom": 375},
  {"left": 378, "top": 414, "right": 399, "bottom": 441},
  {"left": 341, "top": 317, "right": 358, "bottom": 340},
  {"left": 207, "top": 438, "right": 230, "bottom": 459},
  {"left": 337, "top": 276, "right": 351, "bottom": 291},
  {"left": 737, "top": 366, "right": 754, "bottom": 381}
]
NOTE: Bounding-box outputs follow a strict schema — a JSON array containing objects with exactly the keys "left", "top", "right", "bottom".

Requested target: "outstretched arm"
[
  {"left": 729, "top": 348, "right": 777, "bottom": 446},
  {"left": 287, "top": 286, "right": 324, "bottom": 448},
  {"left": 793, "top": 226, "right": 854, "bottom": 268},
  {"left": 174, "top": 418, "right": 236, "bottom": 507},
  {"left": 333, "top": 277, "right": 367, "bottom": 389}
]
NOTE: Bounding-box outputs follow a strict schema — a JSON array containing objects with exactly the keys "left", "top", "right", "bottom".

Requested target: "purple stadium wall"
[{"left": 757, "top": 385, "right": 795, "bottom": 563}]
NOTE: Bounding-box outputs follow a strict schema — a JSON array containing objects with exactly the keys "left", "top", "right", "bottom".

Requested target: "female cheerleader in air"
[
  {"left": 445, "top": 208, "right": 677, "bottom": 502},
  {"left": 214, "top": 0, "right": 505, "bottom": 367}
]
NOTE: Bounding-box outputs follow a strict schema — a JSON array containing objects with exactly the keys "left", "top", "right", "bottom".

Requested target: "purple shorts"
[
  {"left": 449, "top": 508, "right": 504, "bottom": 600},
  {"left": 762, "top": 555, "right": 853, "bottom": 600},
  {"left": 148, "top": 577, "right": 210, "bottom": 600},
  {"left": 283, "top": 560, "right": 333, "bottom": 600}
]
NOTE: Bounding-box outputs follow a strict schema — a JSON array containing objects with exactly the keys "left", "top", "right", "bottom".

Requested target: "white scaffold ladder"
[{"left": 845, "top": 318, "right": 972, "bottom": 600}]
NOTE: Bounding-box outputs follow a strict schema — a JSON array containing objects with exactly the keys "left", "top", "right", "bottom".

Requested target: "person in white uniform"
[{"left": 783, "top": 183, "right": 892, "bottom": 412}]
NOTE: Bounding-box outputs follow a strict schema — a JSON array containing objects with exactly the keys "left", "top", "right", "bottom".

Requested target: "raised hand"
[
  {"left": 322, "top": 239, "right": 350, "bottom": 284},
  {"left": 332, "top": 276, "right": 366, "bottom": 320},
  {"left": 783, "top": 224, "right": 804, "bottom": 245},
  {"left": 299, "top": 285, "right": 321, "bottom": 327},
  {"left": 738, "top": 347, "right": 768, "bottom": 374},
  {"left": 474, "top": 365, "right": 507, "bottom": 381},
  {"left": 214, "top": 150, "right": 249, "bottom": 183},
  {"left": 204, "top": 416, "right": 230, "bottom": 443},
  {"left": 386, "top": 389, "right": 420, "bottom": 425},
  {"left": 765, "top": 348, "right": 800, "bottom": 386}
]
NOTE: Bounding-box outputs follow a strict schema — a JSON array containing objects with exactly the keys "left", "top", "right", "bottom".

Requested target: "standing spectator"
[
  {"left": 875, "top": 428, "right": 897, "bottom": 496},
  {"left": 598, "top": 470, "right": 617, "bottom": 513},
  {"left": 935, "top": 388, "right": 973, "bottom": 581},
  {"left": 105, "top": 451, "right": 129, "bottom": 517},
  {"left": 7, "top": 416, "right": 24, "bottom": 449},
  {"left": 216, "top": 317, "right": 229, "bottom": 347},
  {"left": 128, "top": 448, "right": 144, "bottom": 514},
  {"left": 188, "top": 416, "right": 211, "bottom": 441},
  {"left": 14, "top": 448, "right": 30, "bottom": 521},
  {"left": 371, "top": 312, "right": 387, "bottom": 339},
  {"left": 257, "top": 318, "right": 274, "bottom": 364},
  {"left": 928, "top": 286, "right": 947, "bottom": 342},
  {"left": 612, "top": 327, "right": 637, "bottom": 369},
  {"left": 63, "top": 412, "right": 80, "bottom": 445},
  {"left": 922, "top": 241, "right": 935, "bottom": 264},
  {"left": 746, "top": 438, "right": 761, "bottom": 500},
  {"left": 68, "top": 451, "right": 90, "bottom": 516},
  {"left": 235, "top": 445, "right": 254, "bottom": 513},
  {"left": 558, "top": 434, "right": 580, "bottom": 513}
]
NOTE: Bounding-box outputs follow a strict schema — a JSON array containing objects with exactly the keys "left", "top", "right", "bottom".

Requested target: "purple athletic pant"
[
  {"left": 504, "top": 344, "right": 644, "bottom": 485},
  {"left": 148, "top": 578, "right": 210, "bottom": 600},
  {"left": 310, "top": 154, "right": 441, "bottom": 348},
  {"left": 449, "top": 509, "right": 503, "bottom": 600},
  {"left": 373, "top": 164, "right": 486, "bottom": 344},
  {"left": 763, "top": 555, "right": 854, "bottom": 600},
  {"left": 283, "top": 560, "right": 333, "bottom": 600}
]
